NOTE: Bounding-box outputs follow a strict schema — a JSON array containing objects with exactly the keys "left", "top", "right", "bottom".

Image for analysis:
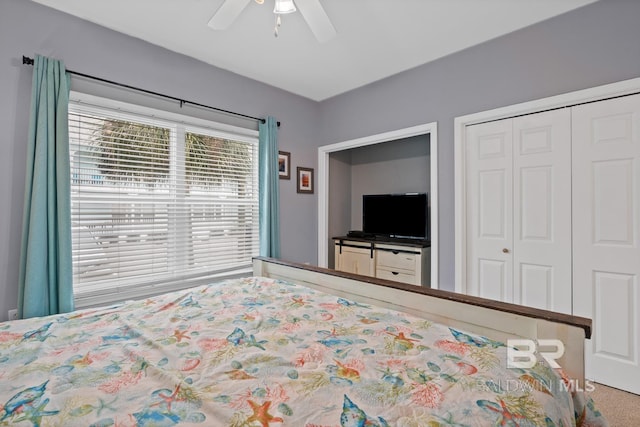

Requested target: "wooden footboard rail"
[{"left": 253, "top": 257, "right": 590, "bottom": 386}]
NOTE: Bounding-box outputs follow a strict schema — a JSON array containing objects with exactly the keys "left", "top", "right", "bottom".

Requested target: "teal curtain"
[
  {"left": 258, "top": 117, "right": 281, "bottom": 257},
  {"left": 18, "top": 55, "right": 73, "bottom": 319}
]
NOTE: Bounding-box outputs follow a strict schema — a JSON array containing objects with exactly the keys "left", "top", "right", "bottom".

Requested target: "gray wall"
[
  {"left": 318, "top": 0, "right": 640, "bottom": 291},
  {"left": 327, "top": 150, "right": 352, "bottom": 269},
  {"left": 0, "top": 0, "right": 320, "bottom": 321},
  {"left": 349, "top": 135, "right": 430, "bottom": 229}
]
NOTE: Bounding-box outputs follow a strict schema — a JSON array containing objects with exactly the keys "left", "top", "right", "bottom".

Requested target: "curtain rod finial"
[{"left": 22, "top": 56, "right": 34, "bottom": 65}]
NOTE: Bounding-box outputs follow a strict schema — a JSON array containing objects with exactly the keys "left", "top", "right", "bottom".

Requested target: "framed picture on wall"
[
  {"left": 296, "top": 167, "right": 314, "bottom": 194},
  {"left": 278, "top": 151, "right": 291, "bottom": 179}
]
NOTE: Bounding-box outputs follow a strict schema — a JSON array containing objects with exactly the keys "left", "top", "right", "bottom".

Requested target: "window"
[{"left": 68, "top": 94, "right": 259, "bottom": 307}]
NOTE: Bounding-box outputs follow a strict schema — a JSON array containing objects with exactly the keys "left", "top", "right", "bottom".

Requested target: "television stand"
[{"left": 333, "top": 236, "right": 431, "bottom": 287}]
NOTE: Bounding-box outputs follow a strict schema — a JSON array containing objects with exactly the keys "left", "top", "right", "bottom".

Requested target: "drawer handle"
[
  {"left": 392, "top": 250, "right": 399, "bottom": 254},
  {"left": 392, "top": 272, "right": 399, "bottom": 275}
]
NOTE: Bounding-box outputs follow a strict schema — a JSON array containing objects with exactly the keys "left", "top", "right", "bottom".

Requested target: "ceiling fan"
[{"left": 208, "top": 0, "right": 336, "bottom": 43}]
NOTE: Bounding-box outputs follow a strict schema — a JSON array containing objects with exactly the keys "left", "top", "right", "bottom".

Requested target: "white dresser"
[{"left": 333, "top": 237, "right": 430, "bottom": 287}]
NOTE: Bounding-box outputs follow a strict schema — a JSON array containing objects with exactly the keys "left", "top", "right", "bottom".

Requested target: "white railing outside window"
[{"left": 68, "top": 94, "right": 259, "bottom": 307}]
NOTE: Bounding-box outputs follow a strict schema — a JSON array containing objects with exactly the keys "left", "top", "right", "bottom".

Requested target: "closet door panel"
[
  {"left": 592, "top": 159, "right": 634, "bottom": 246},
  {"left": 519, "top": 263, "right": 553, "bottom": 310},
  {"left": 466, "top": 120, "right": 513, "bottom": 301},
  {"left": 572, "top": 93, "right": 640, "bottom": 394},
  {"left": 513, "top": 109, "right": 572, "bottom": 314}
]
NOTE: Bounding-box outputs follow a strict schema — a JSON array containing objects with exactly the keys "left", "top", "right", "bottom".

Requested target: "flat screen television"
[{"left": 362, "top": 193, "right": 428, "bottom": 240}]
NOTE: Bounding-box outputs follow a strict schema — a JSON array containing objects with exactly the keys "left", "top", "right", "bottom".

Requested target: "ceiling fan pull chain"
[{"left": 274, "top": 14, "right": 282, "bottom": 37}]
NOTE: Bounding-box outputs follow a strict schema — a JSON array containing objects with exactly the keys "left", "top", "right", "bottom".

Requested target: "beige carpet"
[{"left": 589, "top": 383, "right": 640, "bottom": 426}]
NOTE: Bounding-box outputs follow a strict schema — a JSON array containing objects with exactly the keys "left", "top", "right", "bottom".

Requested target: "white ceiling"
[{"left": 31, "top": 0, "right": 596, "bottom": 101}]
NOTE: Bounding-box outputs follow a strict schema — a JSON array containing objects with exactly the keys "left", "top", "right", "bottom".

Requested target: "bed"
[{"left": 0, "top": 257, "right": 607, "bottom": 426}]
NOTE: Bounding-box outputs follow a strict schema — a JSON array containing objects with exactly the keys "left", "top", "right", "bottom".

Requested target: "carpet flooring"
[{"left": 589, "top": 383, "right": 640, "bottom": 426}]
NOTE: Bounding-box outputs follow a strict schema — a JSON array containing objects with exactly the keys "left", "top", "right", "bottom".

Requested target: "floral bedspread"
[{"left": 0, "top": 276, "right": 607, "bottom": 426}]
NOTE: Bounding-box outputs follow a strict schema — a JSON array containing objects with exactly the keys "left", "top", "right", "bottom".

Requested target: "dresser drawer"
[
  {"left": 376, "top": 249, "right": 417, "bottom": 271},
  {"left": 375, "top": 267, "right": 419, "bottom": 285}
]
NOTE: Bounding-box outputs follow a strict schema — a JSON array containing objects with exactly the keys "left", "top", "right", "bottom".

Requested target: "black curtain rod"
[{"left": 22, "top": 56, "right": 280, "bottom": 127}]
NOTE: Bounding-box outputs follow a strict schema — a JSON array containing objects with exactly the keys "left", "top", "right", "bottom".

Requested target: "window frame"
[{"left": 68, "top": 91, "right": 259, "bottom": 308}]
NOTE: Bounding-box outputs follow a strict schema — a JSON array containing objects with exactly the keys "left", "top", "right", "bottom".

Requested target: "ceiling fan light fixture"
[{"left": 274, "top": 0, "right": 296, "bottom": 14}]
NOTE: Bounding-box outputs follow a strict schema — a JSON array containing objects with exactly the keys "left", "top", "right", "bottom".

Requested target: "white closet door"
[
  {"left": 572, "top": 94, "right": 640, "bottom": 394},
  {"left": 466, "top": 109, "right": 572, "bottom": 310},
  {"left": 513, "top": 110, "right": 572, "bottom": 314},
  {"left": 466, "top": 120, "right": 513, "bottom": 302}
]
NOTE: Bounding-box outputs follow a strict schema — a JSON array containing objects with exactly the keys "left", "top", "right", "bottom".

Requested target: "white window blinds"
[{"left": 68, "top": 97, "right": 259, "bottom": 306}]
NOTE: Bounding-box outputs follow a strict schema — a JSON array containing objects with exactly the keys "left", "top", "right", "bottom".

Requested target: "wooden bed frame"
[{"left": 253, "top": 257, "right": 591, "bottom": 386}]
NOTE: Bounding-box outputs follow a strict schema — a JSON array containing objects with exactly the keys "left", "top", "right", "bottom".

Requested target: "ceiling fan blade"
[
  {"left": 207, "top": 0, "right": 252, "bottom": 30},
  {"left": 294, "top": 0, "right": 336, "bottom": 43}
]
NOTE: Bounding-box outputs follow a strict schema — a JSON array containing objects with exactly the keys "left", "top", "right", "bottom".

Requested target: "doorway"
[{"left": 317, "top": 122, "right": 438, "bottom": 288}]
